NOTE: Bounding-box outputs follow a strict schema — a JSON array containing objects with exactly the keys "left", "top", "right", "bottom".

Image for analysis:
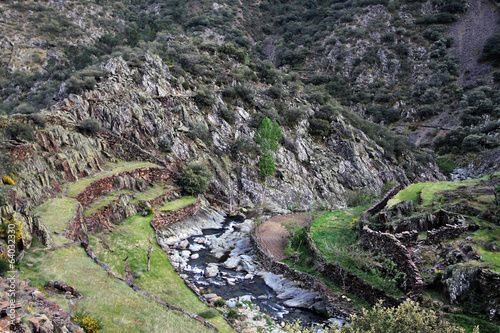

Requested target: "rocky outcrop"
[
  {"left": 50, "top": 54, "right": 442, "bottom": 212},
  {"left": 0, "top": 278, "right": 84, "bottom": 333},
  {"left": 441, "top": 266, "right": 500, "bottom": 321},
  {"left": 426, "top": 224, "right": 471, "bottom": 244},
  {"left": 386, "top": 209, "right": 474, "bottom": 233}
]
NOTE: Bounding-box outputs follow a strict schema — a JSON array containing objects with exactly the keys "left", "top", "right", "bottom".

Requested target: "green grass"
[
  {"left": 388, "top": 175, "right": 492, "bottom": 208},
  {"left": 309, "top": 206, "right": 367, "bottom": 248},
  {"left": 88, "top": 214, "right": 233, "bottom": 333},
  {"left": 309, "top": 205, "right": 404, "bottom": 298},
  {"left": 33, "top": 197, "right": 76, "bottom": 234},
  {"left": 20, "top": 245, "right": 218, "bottom": 333},
  {"left": 160, "top": 197, "right": 197, "bottom": 211},
  {"left": 67, "top": 161, "right": 157, "bottom": 197},
  {"left": 449, "top": 313, "right": 500, "bottom": 333}
]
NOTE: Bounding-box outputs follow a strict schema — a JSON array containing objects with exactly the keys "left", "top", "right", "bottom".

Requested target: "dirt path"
[{"left": 254, "top": 213, "right": 312, "bottom": 261}]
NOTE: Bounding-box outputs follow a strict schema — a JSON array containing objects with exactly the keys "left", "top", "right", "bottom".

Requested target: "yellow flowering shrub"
[
  {"left": 72, "top": 311, "right": 103, "bottom": 333},
  {"left": 2, "top": 176, "right": 15, "bottom": 185}
]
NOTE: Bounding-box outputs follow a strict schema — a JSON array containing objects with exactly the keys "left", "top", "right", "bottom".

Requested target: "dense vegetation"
[{"left": 1, "top": 0, "right": 498, "bottom": 169}]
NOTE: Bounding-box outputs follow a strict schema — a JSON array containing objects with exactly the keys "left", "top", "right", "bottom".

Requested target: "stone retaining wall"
[
  {"left": 151, "top": 199, "right": 201, "bottom": 229},
  {"left": 75, "top": 167, "right": 173, "bottom": 208},
  {"left": 304, "top": 231, "right": 401, "bottom": 307},
  {"left": 364, "top": 184, "right": 403, "bottom": 216},
  {"left": 386, "top": 209, "right": 466, "bottom": 233},
  {"left": 394, "top": 230, "right": 419, "bottom": 247},
  {"left": 85, "top": 194, "right": 138, "bottom": 234},
  {"left": 65, "top": 200, "right": 87, "bottom": 241},
  {"left": 249, "top": 231, "right": 355, "bottom": 318},
  {"left": 360, "top": 226, "right": 423, "bottom": 298},
  {"left": 426, "top": 224, "right": 470, "bottom": 244}
]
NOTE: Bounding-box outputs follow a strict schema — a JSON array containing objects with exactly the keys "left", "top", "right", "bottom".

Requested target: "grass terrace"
[
  {"left": 67, "top": 161, "right": 157, "bottom": 198},
  {"left": 83, "top": 184, "right": 170, "bottom": 215},
  {"left": 160, "top": 197, "right": 197, "bottom": 212},
  {"left": 308, "top": 205, "right": 404, "bottom": 297},
  {"left": 388, "top": 173, "right": 498, "bottom": 208}
]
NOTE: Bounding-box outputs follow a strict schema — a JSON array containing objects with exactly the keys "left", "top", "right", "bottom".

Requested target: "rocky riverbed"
[{"left": 160, "top": 217, "right": 345, "bottom": 332}]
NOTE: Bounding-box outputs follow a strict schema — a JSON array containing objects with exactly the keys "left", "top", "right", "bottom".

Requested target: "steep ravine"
[{"left": 45, "top": 54, "right": 443, "bottom": 212}]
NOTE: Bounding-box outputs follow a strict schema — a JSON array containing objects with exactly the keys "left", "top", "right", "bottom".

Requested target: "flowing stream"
[{"left": 164, "top": 216, "right": 345, "bottom": 329}]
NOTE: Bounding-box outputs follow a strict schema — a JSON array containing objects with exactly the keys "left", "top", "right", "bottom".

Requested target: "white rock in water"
[
  {"left": 190, "top": 253, "right": 199, "bottom": 260},
  {"left": 203, "top": 293, "right": 218, "bottom": 300},
  {"left": 189, "top": 243, "right": 205, "bottom": 251},
  {"left": 226, "top": 300, "right": 237, "bottom": 308},
  {"left": 204, "top": 263, "right": 219, "bottom": 278},
  {"left": 240, "top": 295, "right": 252, "bottom": 302},
  {"left": 178, "top": 239, "right": 189, "bottom": 249},
  {"left": 169, "top": 252, "right": 182, "bottom": 263},
  {"left": 223, "top": 256, "right": 240, "bottom": 269}
]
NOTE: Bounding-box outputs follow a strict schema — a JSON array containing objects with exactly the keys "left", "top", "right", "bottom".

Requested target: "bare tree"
[{"left": 130, "top": 234, "right": 158, "bottom": 272}]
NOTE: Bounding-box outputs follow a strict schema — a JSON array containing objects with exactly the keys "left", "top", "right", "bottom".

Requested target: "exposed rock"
[{"left": 204, "top": 263, "right": 219, "bottom": 278}]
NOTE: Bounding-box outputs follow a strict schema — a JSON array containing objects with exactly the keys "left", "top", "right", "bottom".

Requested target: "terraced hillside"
[{"left": 19, "top": 163, "right": 234, "bottom": 333}]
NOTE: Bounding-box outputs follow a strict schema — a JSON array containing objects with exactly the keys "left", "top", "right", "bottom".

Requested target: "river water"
[{"left": 166, "top": 217, "right": 345, "bottom": 329}]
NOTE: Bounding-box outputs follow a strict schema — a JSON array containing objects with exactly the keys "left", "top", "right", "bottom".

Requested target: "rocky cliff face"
[{"left": 40, "top": 53, "right": 442, "bottom": 212}]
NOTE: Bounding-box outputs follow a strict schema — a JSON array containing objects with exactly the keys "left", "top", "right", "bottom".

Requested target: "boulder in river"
[{"left": 204, "top": 263, "right": 219, "bottom": 278}]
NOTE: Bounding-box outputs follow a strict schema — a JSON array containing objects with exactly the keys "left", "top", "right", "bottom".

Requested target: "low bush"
[
  {"left": 71, "top": 310, "right": 104, "bottom": 333},
  {"left": 5, "top": 122, "right": 34, "bottom": 141},
  {"left": 2, "top": 176, "right": 15, "bottom": 185},
  {"left": 198, "top": 309, "right": 218, "bottom": 319},
  {"left": 179, "top": 163, "right": 211, "bottom": 195},
  {"left": 77, "top": 118, "right": 101, "bottom": 136},
  {"left": 308, "top": 118, "right": 331, "bottom": 137}
]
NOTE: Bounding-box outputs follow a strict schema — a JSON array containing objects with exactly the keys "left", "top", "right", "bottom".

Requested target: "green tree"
[
  {"left": 254, "top": 117, "right": 282, "bottom": 179},
  {"left": 179, "top": 163, "right": 211, "bottom": 195}
]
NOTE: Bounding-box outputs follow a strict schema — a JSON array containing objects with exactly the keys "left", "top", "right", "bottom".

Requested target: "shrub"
[
  {"left": 187, "top": 121, "right": 209, "bottom": 141},
  {"left": 286, "top": 107, "right": 307, "bottom": 125},
  {"left": 5, "top": 122, "right": 34, "bottom": 141},
  {"left": 0, "top": 255, "right": 9, "bottom": 276},
  {"left": 308, "top": 118, "right": 331, "bottom": 137},
  {"left": 416, "top": 105, "right": 436, "bottom": 120},
  {"left": 179, "top": 163, "right": 211, "bottom": 195},
  {"left": 159, "top": 137, "right": 172, "bottom": 153},
  {"left": 77, "top": 118, "right": 101, "bottom": 136},
  {"left": 481, "top": 32, "right": 500, "bottom": 65},
  {"left": 71, "top": 311, "right": 104, "bottom": 333},
  {"left": 249, "top": 112, "right": 266, "bottom": 128},
  {"left": 13, "top": 103, "right": 36, "bottom": 114},
  {"left": 198, "top": 309, "right": 218, "bottom": 319},
  {"left": 0, "top": 217, "right": 23, "bottom": 244},
  {"left": 2, "top": 176, "right": 15, "bottom": 185},
  {"left": 461, "top": 134, "right": 482, "bottom": 152},
  {"left": 194, "top": 86, "right": 215, "bottom": 109},
  {"left": 335, "top": 299, "right": 474, "bottom": 333},
  {"left": 220, "top": 106, "right": 235, "bottom": 124},
  {"left": 285, "top": 299, "right": 474, "bottom": 333},
  {"left": 213, "top": 299, "right": 225, "bottom": 307}
]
